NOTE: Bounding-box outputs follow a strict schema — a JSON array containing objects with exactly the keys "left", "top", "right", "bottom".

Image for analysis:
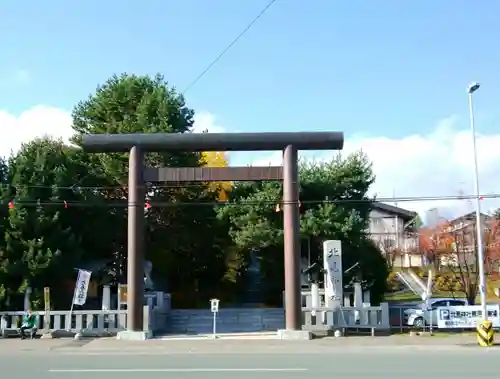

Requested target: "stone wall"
[{"left": 166, "top": 308, "right": 285, "bottom": 334}]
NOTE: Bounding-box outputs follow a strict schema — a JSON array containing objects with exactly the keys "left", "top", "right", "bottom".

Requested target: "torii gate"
[{"left": 82, "top": 131, "right": 344, "bottom": 338}]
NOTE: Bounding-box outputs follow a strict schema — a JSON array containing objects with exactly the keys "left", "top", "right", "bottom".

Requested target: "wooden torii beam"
[{"left": 144, "top": 166, "right": 283, "bottom": 182}]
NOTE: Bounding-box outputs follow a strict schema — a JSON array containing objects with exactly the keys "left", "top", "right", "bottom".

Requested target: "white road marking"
[
  {"left": 49, "top": 368, "right": 308, "bottom": 373},
  {"left": 53, "top": 345, "right": 476, "bottom": 356}
]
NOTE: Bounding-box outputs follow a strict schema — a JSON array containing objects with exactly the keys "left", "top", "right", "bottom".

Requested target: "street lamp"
[{"left": 467, "top": 81, "right": 487, "bottom": 320}]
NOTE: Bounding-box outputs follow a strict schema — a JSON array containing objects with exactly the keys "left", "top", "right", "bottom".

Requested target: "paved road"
[{"left": 1, "top": 338, "right": 500, "bottom": 378}]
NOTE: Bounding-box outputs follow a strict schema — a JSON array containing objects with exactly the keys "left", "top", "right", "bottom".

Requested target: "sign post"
[
  {"left": 323, "top": 240, "right": 343, "bottom": 312},
  {"left": 44, "top": 287, "right": 51, "bottom": 332},
  {"left": 323, "top": 240, "right": 352, "bottom": 330},
  {"left": 68, "top": 269, "right": 92, "bottom": 330},
  {"left": 210, "top": 298, "right": 220, "bottom": 339}
]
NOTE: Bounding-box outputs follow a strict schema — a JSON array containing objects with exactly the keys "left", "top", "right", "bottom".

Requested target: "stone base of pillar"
[
  {"left": 277, "top": 329, "right": 312, "bottom": 340},
  {"left": 116, "top": 330, "right": 151, "bottom": 341}
]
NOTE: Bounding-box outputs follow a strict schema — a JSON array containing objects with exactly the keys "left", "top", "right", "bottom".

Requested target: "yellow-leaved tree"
[{"left": 200, "top": 151, "right": 232, "bottom": 200}]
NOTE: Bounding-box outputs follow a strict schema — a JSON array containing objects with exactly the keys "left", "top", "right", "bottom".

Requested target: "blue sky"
[{"left": 1, "top": 0, "right": 500, "bottom": 217}]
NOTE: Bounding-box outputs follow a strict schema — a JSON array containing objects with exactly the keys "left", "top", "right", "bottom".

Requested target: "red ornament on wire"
[{"left": 8, "top": 201, "right": 14, "bottom": 209}]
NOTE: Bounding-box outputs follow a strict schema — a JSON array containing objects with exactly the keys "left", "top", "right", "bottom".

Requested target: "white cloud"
[
  {"left": 192, "top": 112, "right": 225, "bottom": 133},
  {"left": 0, "top": 105, "right": 73, "bottom": 159},
  {"left": 2, "top": 106, "right": 498, "bottom": 220},
  {"left": 0, "top": 108, "right": 222, "bottom": 159},
  {"left": 345, "top": 116, "right": 500, "bottom": 218},
  {"left": 251, "top": 116, "right": 500, "bottom": 219}
]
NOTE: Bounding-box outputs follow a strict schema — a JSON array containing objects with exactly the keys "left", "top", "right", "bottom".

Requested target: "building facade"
[
  {"left": 439, "top": 212, "right": 495, "bottom": 268},
  {"left": 368, "top": 202, "right": 423, "bottom": 267}
]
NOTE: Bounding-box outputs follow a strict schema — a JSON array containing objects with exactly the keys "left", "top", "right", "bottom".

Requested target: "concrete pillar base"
[
  {"left": 116, "top": 330, "right": 151, "bottom": 341},
  {"left": 277, "top": 329, "right": 312, "bottom": 340},
  {"left": 333, "top": 329, "right": 343, "bottom": 337}
]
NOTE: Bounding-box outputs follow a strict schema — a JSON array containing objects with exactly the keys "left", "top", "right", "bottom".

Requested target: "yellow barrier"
[{"left": 477, "top": 319, "right": 494, "bottom": 347}]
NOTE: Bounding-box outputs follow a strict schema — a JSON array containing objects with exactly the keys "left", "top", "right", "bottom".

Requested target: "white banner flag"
[{"left": 72, "top": 269, "right": 92, "bottom": 306}]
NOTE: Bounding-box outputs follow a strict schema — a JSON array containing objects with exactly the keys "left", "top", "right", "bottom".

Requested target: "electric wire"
[
  {"left": 2, "top": 179, "right": 498, "bottom": 209},
  {"left": 182, "top": 0, "right": 277, "bottom": 93},
  {"left": 4, "top": 193, "right": 500, "bottom": 209},
  {"left": 1, "top": 182, "right": 498, "bottom": 202}
]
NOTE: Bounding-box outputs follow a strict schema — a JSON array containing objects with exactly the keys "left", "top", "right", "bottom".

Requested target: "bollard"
[{"left": 476, "top": 319, "right": 494, "bottom": 347}]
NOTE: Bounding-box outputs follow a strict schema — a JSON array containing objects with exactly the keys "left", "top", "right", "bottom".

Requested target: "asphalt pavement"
[{"left": 1, "top": 337, "right": 500, "bottom": 378}]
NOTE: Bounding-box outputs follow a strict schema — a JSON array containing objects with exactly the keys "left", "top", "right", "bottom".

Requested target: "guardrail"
[
  {"left": 302, "top": 303, "right": 390, "bottom": 336},
  {"left": 0, "top": 307, "right": 153, "bottom": 338},
  {"left": 388, "top": 304, "right": 412, "bottom": 333}
]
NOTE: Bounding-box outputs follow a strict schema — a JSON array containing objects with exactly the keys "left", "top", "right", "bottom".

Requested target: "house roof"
[
  {"left": 372, "top": 202, "right": 418, "bottom": 221},
  {"left": 448, "top": 211, "right": 491, "bottom": 224}
]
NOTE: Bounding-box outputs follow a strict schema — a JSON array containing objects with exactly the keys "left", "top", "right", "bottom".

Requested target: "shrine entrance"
[{"left": 82, "top": 131, "right": 344, "bottom": 336}]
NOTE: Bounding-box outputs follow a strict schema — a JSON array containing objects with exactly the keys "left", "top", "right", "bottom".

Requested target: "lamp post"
[{"left": 467, "top": 81, "right": 487, "bottom": 320}]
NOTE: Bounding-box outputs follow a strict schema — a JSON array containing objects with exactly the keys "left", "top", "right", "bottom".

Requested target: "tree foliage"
[
  {"left": 0, "top": 138, "right": 86, "bottom": 309},
  {"left": 217, "top": 153, "right": 388, "bottom": 304},
  {"left": 0, "top": 73, "right": 390, "bottom": 310},
  {"left": 71, "top": 73, "right": 229, "bottom": 306},
  {"left": 200, "top": 151, "right": 231, "bottom": 200},
  {"left": 419, "top": 215, "right": 500, "bottom": 304}
]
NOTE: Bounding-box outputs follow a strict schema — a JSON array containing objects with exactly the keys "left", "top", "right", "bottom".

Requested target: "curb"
[
  {"left": 1, "top": 328, "right": 116, "bottom": 340},
  {"left": 156, "top": 332, "right": 278, "bottom": 340}
]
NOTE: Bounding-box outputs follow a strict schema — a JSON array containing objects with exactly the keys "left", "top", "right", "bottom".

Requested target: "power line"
[
  {"left": 182, "top": 0, "right": 277, "bottom": 94},
  {"left": 1, "top": 183, "right": 500, "bottom": 203},
  {"left": 5, "top": 195, "right": 500, "bottom": 209}
]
